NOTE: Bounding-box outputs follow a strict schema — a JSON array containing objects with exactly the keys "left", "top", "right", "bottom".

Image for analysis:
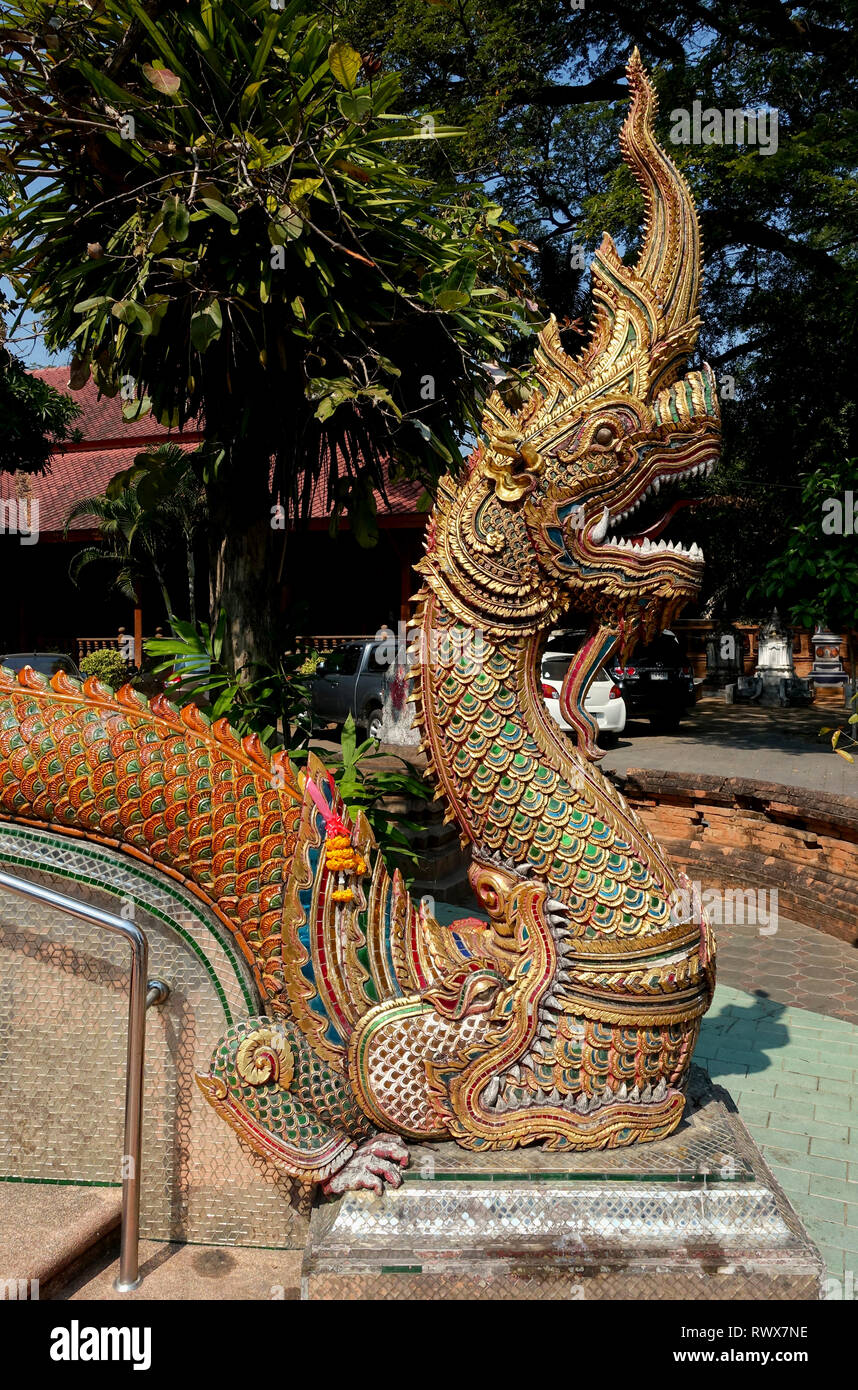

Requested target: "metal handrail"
[{"left": 0, "top": 868, "right": 169, "bottom": 1292}]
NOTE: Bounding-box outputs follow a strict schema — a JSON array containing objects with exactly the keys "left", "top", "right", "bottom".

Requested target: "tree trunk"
[
  {"left": 206, "top": 445, "right": 279, "bottom": 678},
  {"left": 186, "top": 533, "right": 197, "bottom": 628}
]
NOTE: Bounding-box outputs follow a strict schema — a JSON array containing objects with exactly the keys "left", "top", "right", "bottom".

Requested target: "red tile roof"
[
  {"left": 26, "top": 367, "right": 425, "bottom": 536},
  {"left": 33, "top": 366, "right": 201, "bottom": 445}
]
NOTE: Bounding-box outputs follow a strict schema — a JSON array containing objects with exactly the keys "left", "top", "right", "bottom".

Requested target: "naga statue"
[{"left": 0, "top": 53, "right": 719, "bottom": 1196}]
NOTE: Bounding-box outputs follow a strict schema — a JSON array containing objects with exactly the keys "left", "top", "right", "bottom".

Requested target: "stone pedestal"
[{"left": 301, "top": 1068, "right": 824, "bottom": 1300}]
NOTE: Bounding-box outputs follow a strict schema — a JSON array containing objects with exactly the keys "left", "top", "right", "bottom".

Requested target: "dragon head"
[{"left": 420, "top": 52, "right": 720, "bottom": 752}]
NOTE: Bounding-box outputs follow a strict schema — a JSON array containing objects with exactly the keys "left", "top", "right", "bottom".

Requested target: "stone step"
[
  {"left": 59, "top": 1240, "right": 304, "bottom": 1301},
  {"left": 0, "top": 1183, "right": 121, "bottom": 1300}
]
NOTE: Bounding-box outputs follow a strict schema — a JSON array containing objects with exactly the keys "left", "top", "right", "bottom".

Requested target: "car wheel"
[{"left": 365, "top": 707, "right": 384, "bottom": 742}]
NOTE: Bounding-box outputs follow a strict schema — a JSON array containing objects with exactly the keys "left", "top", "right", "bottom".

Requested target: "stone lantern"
[{"left": 810, "top": 624, "right": 848, "bottom": 703}]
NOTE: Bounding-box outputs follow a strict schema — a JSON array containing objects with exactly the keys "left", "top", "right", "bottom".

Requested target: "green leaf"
[
  {"left": 337, "top": 91, "right": 373, "bottom": 124},
  {"left": 190, "top": 299, "right": 223, "bottom": 351},
  {"left": 434, "top": 288, "right": 471, "bottom": 311},
  {"left": 111, "top": 300, "right": 153, "bottom": 334},
  {"left": 74, "top": 296, "right": 112, "bottom": 314},
  {"left": 201, "top": 197, "right": 238, "bottom": 225},
  {"left": 289, "top": 177, "right": 323, "bottom": 202},
  {"left": 328, "top": 40, "right": 362, "bottom": 90},
  {"left": 162, "top": 196, "right": 190, "bottom": 243},
  {"left": 121, "top": 397, "right": 152, "bottom": 422}
]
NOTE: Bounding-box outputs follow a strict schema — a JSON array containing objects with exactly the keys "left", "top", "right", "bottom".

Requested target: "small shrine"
[
  {"left": 754, "top": 609, "right": 795, "bottom": 704},
  {"left": 810, "top": 625, "right": 849, "bottom": 703},
  {"left": 705, "top": 620, "right": 744, "bottom": 688}
]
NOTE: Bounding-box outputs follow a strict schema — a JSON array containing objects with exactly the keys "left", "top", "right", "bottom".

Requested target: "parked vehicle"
[
  {"left": 0, "top": 651, "right": 82, "bottom": 680},
  {"left": 165, "top": 654, "right": 212, "bottom": 700},
  {"left": 309, "top": 639, "right": 390, "bottom": 740},
  {"left": 608, "top": 630, "right": 695, "bottom": 731},
  {"left": 540, "top": 649, "right": 626, "bottom": 744}
]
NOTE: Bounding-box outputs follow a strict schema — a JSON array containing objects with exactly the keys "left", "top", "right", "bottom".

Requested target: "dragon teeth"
[
  {"left": 590, "top": 505, "right": 610, "bottom": 543},
  {"left": 482, "top": 1076, "right": 500, "bottom": 1108}
]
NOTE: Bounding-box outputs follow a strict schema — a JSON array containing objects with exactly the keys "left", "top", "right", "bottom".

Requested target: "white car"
[{"left": 540, "top": 651, "right": 627, "bottom": 742}]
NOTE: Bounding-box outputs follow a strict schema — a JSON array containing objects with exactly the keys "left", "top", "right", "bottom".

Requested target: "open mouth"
[{"left": 591, "top": 456, "right": 715, "bottom": 563}]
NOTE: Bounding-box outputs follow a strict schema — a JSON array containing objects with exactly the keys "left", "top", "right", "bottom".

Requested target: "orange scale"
[
  {"left": 211, "top": 824, "right": 236, "bottom": 857},
  {"left": 165, "top": 828, "right": 191, "bottom": 866},
  {"left": 162, "top": 800, "right": 189, "bottom": 834},
  {"left": 19, "top": 715, "right": 47, "bottom": 742},
  {"left": 259, "top": 810, "right": 284, "bottom": 838},
  {"left": 234, "top": 867, "right": 262, "bottom": 898},
  {"left": 65, "top": 778, "right": 95, "bottom": 813},
  {"left": 259, "top": 862, "right": 285, "bottom": 889},
  {"left": 18, "top": 768, "right": 47, "bottom": 803},
  {"left": 44, "top": 771, "right": 72, "bottom": 807},
  {"left": 115, "top": 800, "right": 145, "bottom": 833},
  {"left": 140, "top": 786, "right": 167, "bottom": 820},
  {"left": 143, "top": 825, "right": 169, "bottom": 857},
  {"left": 210, "top": 802, "right": 236, "bottom": 833},
  {"left": 259, "top": 829, "right": 287, "bottom": 858},
  {"left": 234, "top": 842, "right": 263, "bottom": 876}
]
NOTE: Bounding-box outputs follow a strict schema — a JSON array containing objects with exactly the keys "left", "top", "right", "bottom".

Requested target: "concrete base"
[{"left": 301, "top": 1068, "right": 825, "bottom": 1300}]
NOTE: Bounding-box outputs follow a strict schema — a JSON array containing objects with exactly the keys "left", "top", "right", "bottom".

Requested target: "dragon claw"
[{"left": 322, "top": 1133, "right": 410, "bottom": 1197}]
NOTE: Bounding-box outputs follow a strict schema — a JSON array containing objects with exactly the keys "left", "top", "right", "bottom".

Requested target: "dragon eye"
[{"left": 594, "top": 424, "right": 616, "bottom": 446}]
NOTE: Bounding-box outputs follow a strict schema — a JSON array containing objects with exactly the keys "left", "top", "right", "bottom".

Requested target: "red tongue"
[{"left": 628, "top": 498, "right": 696, "bottom": 544}]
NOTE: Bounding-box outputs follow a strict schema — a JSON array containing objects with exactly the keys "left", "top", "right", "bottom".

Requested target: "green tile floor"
[{"left": 696, "top": 983, "right": 857, "bottom": 1286}]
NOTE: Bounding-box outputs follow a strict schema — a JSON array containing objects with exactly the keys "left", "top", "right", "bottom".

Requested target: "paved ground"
[
  {"left": 602, "top": 695, "right": 856, "bottom": 794},
  {"left": 61, "top": 1242, "right": 303, "bottom": 1301},
  {"left": 697, "top": 947, "right": 858, "bottom": 1289}
]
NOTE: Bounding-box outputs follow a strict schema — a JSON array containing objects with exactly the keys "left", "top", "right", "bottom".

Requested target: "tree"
[
  {"left": 66, "top": 475, "right": 176, "bottom": 616},
  {"left": 105, "top": 443, "right": 206, "bottom": 625},
  {"left": 0, "top": 342, "right": 81, "bottom": 473},
  {"left": 342, "top": 0, "right": 858, "bottom": 616},
  {"left": 757, "top": 459, "right": 858, "bottom": 636},
  {"left": 0, "top": 0, "right": 531, "bottom": 674},
  {"left": 67, "top": 442, "right": 205, "bottom": 623}
]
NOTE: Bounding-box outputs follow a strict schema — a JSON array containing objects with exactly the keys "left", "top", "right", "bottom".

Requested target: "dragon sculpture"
[{"left": 0, "top": 53, "right": 719, "bottom": 1196}]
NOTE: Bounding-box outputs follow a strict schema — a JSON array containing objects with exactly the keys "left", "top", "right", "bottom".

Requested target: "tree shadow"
[{"left": 699, "top": 988, "right": 791, "bottom": 1076}]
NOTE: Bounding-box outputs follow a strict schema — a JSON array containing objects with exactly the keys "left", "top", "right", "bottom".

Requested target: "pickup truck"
[{"left": 309, "top": 639, "right": 391, "bottom": 740}]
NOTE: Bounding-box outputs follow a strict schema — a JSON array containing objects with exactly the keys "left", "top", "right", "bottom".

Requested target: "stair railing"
[{"left": 0, "top": 869, "right": 169, "bottom": 1292}]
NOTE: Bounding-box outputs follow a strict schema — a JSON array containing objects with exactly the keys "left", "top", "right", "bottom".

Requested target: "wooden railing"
[
  {"left": 76, "top": 629, "right": 164, "bottom": 666},
  {"left": 291, "top": 633, "right": 373, "bottom": 654}
]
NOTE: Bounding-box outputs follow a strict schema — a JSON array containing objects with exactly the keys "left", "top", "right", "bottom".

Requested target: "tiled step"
[
  {"left": 59, "top": 1240, "right": 304, "bottom": 1300},
  {"left": 0, "top": 1183, "right": 121, "bottom": 1300}
]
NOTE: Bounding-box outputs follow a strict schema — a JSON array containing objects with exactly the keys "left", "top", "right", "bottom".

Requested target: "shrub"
[
  {"left": 79, "top": 648, "right": 130, "bottom": 688},
  {"left": 297, "top": 650, "right": 323, "bottom": 676}
]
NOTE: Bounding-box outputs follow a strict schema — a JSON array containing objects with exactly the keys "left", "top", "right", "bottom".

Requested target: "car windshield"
[
  {"left": 633, "top": 636, "right": 684, "bottom": 666},
  {"left": 542, "top": 655, "right": 613, "bottom": 684},
  {"left": 542, "top": 654, "right": 573, "bottom": 682},
  {"left": 1, "top": 653, "right": 78, "bottom": 677},
  {"left": 365, "top": 644, "right": 391, "bottom": 673},
  {"left": 323, "top": 646, "right": 362, "bottom": 675}
]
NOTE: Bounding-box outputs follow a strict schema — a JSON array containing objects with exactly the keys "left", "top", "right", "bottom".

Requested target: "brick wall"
[{"left": 618, "top": 769, "right": 858, "bottom": 945}]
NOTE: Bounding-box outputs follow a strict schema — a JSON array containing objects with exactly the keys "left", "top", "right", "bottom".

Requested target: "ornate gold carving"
[{"left": 235, "top": 1028, "right": 294, "bottom": 1089}]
